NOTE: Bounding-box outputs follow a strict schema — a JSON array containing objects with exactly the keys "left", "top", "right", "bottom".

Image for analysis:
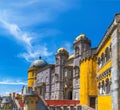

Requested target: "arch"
[
  {"left": 105, "top": 47, "right": 110, "bottom": 62},
  {"left": 64, "top": 89, "right": 72, "bottom": 100},
  {"left": 64, "top": 68, "right": 68, "bottom": 77},
  {"left": 102, "top": 80, "right": 105, "bottom": 94},
  {"left": 101, "top": 53, "right": 105, "bottom": 66},
  {"left": 105, "top": 78, "right": 110, "bottom": 94},
  {"left": 98, "top": 82, "right": 102, "bottom": 95},
  {"left": 74, "top": 66, "right": 79, "bottom": 77},
  {"left": 97, "top": 57, "right": 102, "bottom": 69},
  {"left": 75, "top": 46, "right": 79, "bottom": 56}
]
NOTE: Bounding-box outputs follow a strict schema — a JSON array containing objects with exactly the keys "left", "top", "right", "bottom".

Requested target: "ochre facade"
[
  {"left": 80, "top": 13, "right": 120, "bottom": 110},
  {"left": 80, "top": 51, "right": 97, "bottom": 108},
  {"left": 98, "top": 96, "right": 112, "bottom": 110},
  {"left": 97, "top": 35, "right": 112, "bottom": 110}
]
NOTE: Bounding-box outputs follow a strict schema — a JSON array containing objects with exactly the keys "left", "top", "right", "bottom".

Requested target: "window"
[
  {"left": 56, "top": 57, "right": 59, "bottom": 64},
  {"left": 32, "top": 72, "right": 34, "bottom": 77},
  {"left": 105, "top": 78, "right": 111, "bottom": 94},
  {"left": 45, "top": 76, "right": 49, "bottom": 83},
  {"left": 75, "top": 47, "right": 79, "bottom": 56},
  {"left": 101, "top": 53, "right": 105, "bottom": 66},
  {"left": 98, "top": 57, "right": 102, "bottom": 69},
  {"left": 98, "top": 82, "right": 102, "bottom": 95},
  {"left": 74, "top": 67, "right": 79, "bottom": 77},
  {"left": 105, "top": 47, "right": 110, "bottom": 62},
  {"left": 64, "top": 69, "right": 68, "bottom": 77},
  {"left": 102, "top": 81, "right": 105, "bottom": 94},
  {"left": 55, "top": 74, "right": 59, "bottom": 82}
]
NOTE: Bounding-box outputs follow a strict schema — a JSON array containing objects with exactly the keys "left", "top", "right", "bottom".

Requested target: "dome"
[
  {"left": 30, "top": 57, "right": 48, "bottom": 68},
  {"left": 57, "top": 47, "right": 68, "bottom": 53},
  {"left": 75, "top": 34, "right": 86, "bottom": 41},
  {"left": 68, "top": 54, "right": 74, "bottom": 60}
]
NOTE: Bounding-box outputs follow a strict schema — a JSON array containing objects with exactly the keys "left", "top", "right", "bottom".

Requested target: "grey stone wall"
[{"left": 111, "top": 15, "right": 120, "bottom": 110}]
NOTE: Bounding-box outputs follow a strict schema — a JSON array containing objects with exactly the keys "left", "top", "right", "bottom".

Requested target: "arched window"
[
  {"left": 75, "top": 47, "right": 79, "bottom": 56},
  {"left": 32, "top": 72, "right": 34, "bottom": 77},
  {"left": 64, "top": 69, "right": 68, "bottom": 77},
  {"left": 75, "top": 67, "right": 79, "bottom": 74},
  {"left": 98, "top": 57, "right": 102, "bottom": 69},
  {"left": 106, "top": 78, "right": 110, "bottom": 94},
  {"left": 102, "top": 81, "right": 105, "bottom": 94},
  {"left": 74, "top": 66, "right": 79, "bottom": 77},
  {"left": 98, "top": 82, "right": 102, "bottom": 95},
  {"left": 105, "top": 47, "right": 110, "bottom": 62},
  {"left": 101, "top": 53, "right": 105, "bottom": 66},
  {"left": 56, "top": 57, "right": 59, "bottom": 64}
]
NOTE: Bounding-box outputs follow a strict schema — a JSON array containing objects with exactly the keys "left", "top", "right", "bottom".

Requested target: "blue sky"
[{"left": 0, "top": 0, "right": 119, "bottom": 96}]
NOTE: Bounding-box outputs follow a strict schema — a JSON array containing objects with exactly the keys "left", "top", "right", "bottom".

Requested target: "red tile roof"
[{"left": 45, "top": 100, "right": 80, "bottom": 106}]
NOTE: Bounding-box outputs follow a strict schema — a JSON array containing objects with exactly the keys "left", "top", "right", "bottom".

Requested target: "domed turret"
[
  {"left": 57, "top": 47, "right": 68, "bottom": 53},
  {"left": 28, "top": 57, "right": 48, "bottom": 87},
  {"left": 73, "top": 34, "right": 91, "bottom": 57},
  {"left": 68, "top": 54, "right": 74, "bottom": 60},
  {"left": 74, "top": 34, "right": 88, "bottom": 43},
  {"left": 56, "top": 47, "right": 69, "bottom": 65},
  {"left": 30, "top": 57, "right": 48, "bottom": 68},
  {"left": 75, "top": 34, "right": 85, "bottom": 41}
]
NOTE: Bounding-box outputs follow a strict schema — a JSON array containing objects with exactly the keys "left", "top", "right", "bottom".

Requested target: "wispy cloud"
[
  {"left": 0, "top": 19, "right": 53, "bottom": 62},
  {"left": 0, "top": 19, "right": 32, "bottom": 47},
  {"left": 0, "top": 0, "right": 76, "bottom": 62},
  {"left": 0, "top": 79, "right": 27, "bottom": 85},
  {"left": 19, "top": 45, "right": 52, "bottom": 62},
  {"left": 0, "top": 0, "right": 74, "bottom": 27}
]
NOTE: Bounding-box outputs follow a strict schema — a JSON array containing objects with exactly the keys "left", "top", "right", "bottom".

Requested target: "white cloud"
[
  {"left": 0, "top": 19, "right": 32, "bottom": 47},
  {"left": 0, "top": 0, "right": 77, "bottom": 62},
  {"left": 19, "top": 45, "right": 52, "bottom": 62},
  {"left": 0, "top": 19, "right": 53, "bottom": 62},
  {"left": 0, "top": 0, "right": 75, "bottom": 27},
  {"left": 0, "top": 79, "right": 27, "bottom": 85}
]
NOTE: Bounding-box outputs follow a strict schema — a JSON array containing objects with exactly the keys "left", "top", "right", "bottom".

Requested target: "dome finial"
[{"left": 39, "top": 56, "right": 42, "bottom": 59}]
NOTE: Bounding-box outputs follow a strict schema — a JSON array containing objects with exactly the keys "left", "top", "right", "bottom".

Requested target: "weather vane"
[{"left": 39, "top": 56, "right": 42, "bottom": 59}]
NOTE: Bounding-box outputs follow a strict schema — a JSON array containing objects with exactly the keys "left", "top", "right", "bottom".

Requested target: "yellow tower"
[
  {"left": 28, "top": 57, "right": 48, "bottom": 87},
  {"left": 80, "top": 49, "right": 97, "bottom": 108}
]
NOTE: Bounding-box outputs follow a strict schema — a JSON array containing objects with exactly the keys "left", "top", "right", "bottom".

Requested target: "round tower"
[{"left": 28, "top": 57, "right": 48, "bottom": 87}]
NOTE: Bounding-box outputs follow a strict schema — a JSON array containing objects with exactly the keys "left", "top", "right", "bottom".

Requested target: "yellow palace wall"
[
  {"left": 97, "top": 37, "right": 112, "bottom": 110},
  {"left": 98, "top": 96, "right": 112, "bottom": 110},
  {"left": 80, "top": 56, "right": 97, "bottom": 106}
]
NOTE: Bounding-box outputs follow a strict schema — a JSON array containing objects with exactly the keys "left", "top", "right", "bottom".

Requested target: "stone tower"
[
  {"left": 73, "top": 34, "right": 91, "bottom": 100},
  {"left": 54, "top": 48, "right": 69, "bottom": 99},
  {"left": 22, "top": 87, "right": 39, "bottom": 110}
]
